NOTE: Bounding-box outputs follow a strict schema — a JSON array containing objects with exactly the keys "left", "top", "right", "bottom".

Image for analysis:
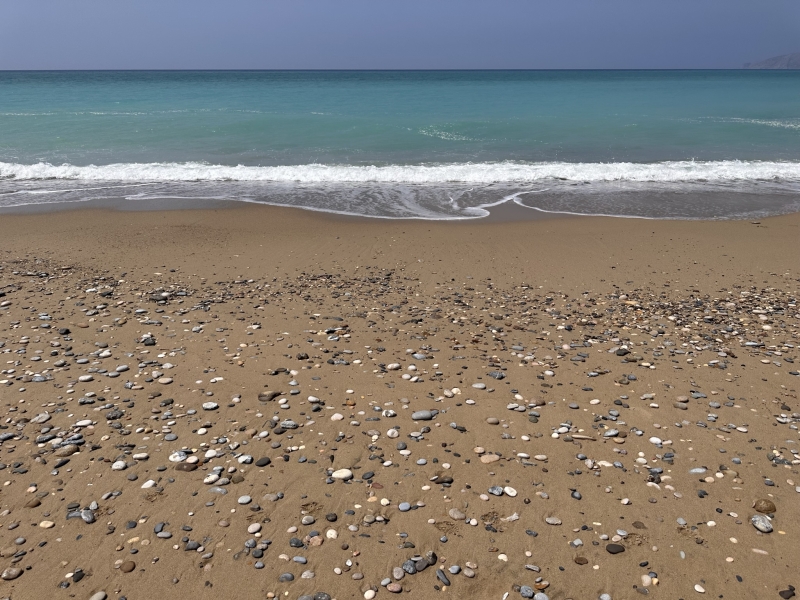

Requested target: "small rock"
[
  {"left": 1, "top": 567, "right": 22, "bottom": 580},
  {"left": 751, "top": 514, "right": 773, "bottom": 533},
  {"left": 331, "top": 468, "right": 353, "bottom": 480},
  {"left": 120, "top": 561, "right": 135, "bottom": 573},
  {"left": 753, "top": 499, "right": 776, "bottom": 514},
  {"left": 449, "top": 507, "right": 466, "bottom": 520},
  {"left": 606, "top": 543, "right": 625, "bottom": 554}
]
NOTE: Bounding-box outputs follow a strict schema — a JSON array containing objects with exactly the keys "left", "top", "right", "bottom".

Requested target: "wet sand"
[{"left": 0, "top": 204, "right": 798, "bottom": 600}]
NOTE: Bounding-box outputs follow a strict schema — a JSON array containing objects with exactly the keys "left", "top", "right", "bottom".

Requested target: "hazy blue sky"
[{"left": 2, "top": 0, "right": 799, "bottom": 69}]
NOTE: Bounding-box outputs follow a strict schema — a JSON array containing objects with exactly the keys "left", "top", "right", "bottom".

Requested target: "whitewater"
[
  {"left": 3, "top": 160, "right": 800, "bottom": 184},
  {"left": 2, "top": 159, "right": 799, "bottom": 220}
]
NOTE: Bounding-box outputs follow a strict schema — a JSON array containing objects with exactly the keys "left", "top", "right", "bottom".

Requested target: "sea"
[{"left": 1, "top": 70, "right": 799, "bottom": 219}]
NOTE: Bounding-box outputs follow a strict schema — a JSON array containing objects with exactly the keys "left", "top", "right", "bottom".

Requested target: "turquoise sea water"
[{"left": 1, "top": 70, "right": 799, "bottom": 218}]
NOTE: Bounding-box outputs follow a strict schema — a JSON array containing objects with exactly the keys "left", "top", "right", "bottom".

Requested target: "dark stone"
[
  {"left": 606, "top": 543, "right": 625, "bottom": 554},
  {"left": 402, "top": 559, "right": 416, "bottom": 574}
]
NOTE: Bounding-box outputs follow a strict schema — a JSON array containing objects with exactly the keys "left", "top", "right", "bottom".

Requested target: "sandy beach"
[{"left": 0, "top": 204, "right": 798, "bottom": 600}]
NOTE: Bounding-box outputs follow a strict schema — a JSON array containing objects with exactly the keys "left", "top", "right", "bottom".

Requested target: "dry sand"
[{"left": 0, "top": 205, "right": 798, "bottom": 600}]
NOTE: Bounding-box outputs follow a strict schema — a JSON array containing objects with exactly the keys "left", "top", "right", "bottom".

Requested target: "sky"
[{"left": 2, "top": 0, "right": 799, "bottom": 70}]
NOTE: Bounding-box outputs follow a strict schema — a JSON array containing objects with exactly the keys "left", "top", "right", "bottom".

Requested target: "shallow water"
[{"left": 1, "top": 70, "right": 799, "bottom": 219}]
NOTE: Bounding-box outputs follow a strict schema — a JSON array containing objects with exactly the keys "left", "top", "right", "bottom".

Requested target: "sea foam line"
[{"left": 2, "top": 160, "right": 800, "bottom": 184}]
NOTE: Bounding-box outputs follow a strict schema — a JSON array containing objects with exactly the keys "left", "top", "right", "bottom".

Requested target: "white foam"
[
  {"left": 2, "top": 159, "right": 800, "bottom": 184},
  {"left": 723, "top": 118, "right": 800, "bottom": 131}
]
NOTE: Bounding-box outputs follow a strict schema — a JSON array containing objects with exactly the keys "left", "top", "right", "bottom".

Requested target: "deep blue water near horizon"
[{"left": 1, "top": 70, "right": 799, "bottom": 219}]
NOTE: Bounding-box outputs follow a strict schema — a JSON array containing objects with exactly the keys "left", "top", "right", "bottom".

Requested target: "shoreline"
[
  {"left": 0, "top": 195, "right": 577, "bottom": 224},
  {"left": 1, "top": 193, "right": 798, "bottom": 224}
]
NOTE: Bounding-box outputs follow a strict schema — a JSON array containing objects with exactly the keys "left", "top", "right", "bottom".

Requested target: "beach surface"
[{"left": 0, "top": 204, "right": 798, "bottom": 600}]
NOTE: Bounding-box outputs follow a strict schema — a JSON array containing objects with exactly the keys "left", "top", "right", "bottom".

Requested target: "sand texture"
[{"left": 0, "top": 205, "right": 798, "bottom": 600}]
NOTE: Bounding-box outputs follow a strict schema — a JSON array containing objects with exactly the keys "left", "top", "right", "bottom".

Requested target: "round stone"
[
  {"left": 751, "top": 514, "right": 773, "bottom": 533},
  {"left": 238, "top": 495, "right": 252, "bottom": 505},
  {"left": 448, "top": 508, "right": 466, "bottom": 520},
  {"left": 753, "top": 499, "right": 776, "bottom": 513},
  {"left": 1, "top": 567, "right": 22, "bottom": 580},
  {"left": 606, "top": 543, "right": 625, "bottom": 554},
  {"left": 331, "top": 468, "right": 353, "bottom": 480}
]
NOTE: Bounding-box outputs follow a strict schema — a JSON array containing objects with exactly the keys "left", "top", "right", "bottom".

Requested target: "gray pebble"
[
  {"left": 411, "top": 410, "right": 434, "bottom": 421},
  {"left": 751, "top": 514, "right": 773, "bottom": 533}
]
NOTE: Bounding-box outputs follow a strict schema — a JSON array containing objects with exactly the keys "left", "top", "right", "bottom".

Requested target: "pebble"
[
  {"left": 1, "top": 567, "right": 22, "bottom": 580},
  {"left": 753, "top": 499, "right": 776, "bottom": 513},
  {"left": 120, "top": 561, "right": 136, "bottom": 573},
  {"left": 411, "top": 410, "right": 434, "bottom": 421},
  {"left": 751, "top": 514, "right": 773, "bottom": 533},
  {"left": 449, "top": 507, "right": 466, "bottom": 520},
  {"left": 331, "top": 468, "right": 353, "bottom": 480},
  {"left": 606, "top": 543, "right": 625, "bottom": 554}
]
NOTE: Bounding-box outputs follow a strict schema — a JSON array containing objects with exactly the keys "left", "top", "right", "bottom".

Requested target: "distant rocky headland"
[{"left": 744, "top": 52, "right": 800, "bottom": 69}]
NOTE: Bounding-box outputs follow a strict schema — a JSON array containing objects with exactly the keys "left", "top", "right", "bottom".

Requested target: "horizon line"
[{"left": 1, "top": 67, "right": 795, "bottom": 72}]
